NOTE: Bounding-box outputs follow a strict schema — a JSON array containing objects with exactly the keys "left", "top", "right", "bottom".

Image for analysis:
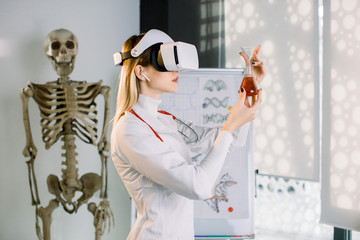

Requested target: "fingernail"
[
  {"left": 241, "top": 88, "right": 244, "bottom": 93},
  {"left": 252, "top": 62, "right": 256, "bottom": 65}
]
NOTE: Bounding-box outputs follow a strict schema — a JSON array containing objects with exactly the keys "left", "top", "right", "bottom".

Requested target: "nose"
[{"left": 60, "top": 46, "right": 67, "bottom": 54}]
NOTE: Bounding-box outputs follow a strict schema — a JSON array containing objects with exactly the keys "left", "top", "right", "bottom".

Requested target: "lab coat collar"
[
  {"left": 131, "top": 94, "right": 174, "bottom": 134},
  {"left": 135, "top": 94, "right": 161, "bottom": 117}
]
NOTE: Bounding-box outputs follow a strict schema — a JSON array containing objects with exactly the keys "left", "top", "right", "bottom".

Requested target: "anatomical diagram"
[{"left": 20, "top": 29, "right": 113, "bottom": 240}]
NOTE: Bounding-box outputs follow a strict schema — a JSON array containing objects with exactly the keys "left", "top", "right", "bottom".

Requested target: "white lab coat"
[{"left": 111, "top": 94, "right": 249, "bottom": 240}]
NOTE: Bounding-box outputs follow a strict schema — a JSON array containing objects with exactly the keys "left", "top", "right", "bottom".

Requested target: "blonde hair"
[{"left": 113, "top": 33, "right": 152, "bottom": 127}]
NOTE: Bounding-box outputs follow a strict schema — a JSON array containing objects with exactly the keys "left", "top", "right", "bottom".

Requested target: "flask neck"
[{"left": 246, "top": 63, "right": 252, "bottom": 76}]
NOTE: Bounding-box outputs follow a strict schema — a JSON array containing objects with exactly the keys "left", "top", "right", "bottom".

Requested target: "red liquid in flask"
[{"left": 240, "top": 76, "right": 258, "bottom": 97}]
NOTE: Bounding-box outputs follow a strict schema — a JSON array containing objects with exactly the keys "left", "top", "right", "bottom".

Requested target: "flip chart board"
[
  {"left": 161, "top": 69, "right": 255, "bottom": 239},
  {"left": 130, "top": 68, "right": 255, "bottom": 239}
]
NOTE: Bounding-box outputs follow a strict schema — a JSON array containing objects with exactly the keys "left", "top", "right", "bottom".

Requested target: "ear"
[{"left": 134, "top": 65, "right": 146, "bottom": 81}]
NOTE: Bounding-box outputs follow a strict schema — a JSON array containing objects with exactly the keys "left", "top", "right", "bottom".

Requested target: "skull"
[{"left": 44, "top": 29, "right": 78, "bottom": 78}]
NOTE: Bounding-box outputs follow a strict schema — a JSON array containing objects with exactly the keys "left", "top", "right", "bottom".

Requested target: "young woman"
[{"left": 111, "top": 29, "right": 266, "bottom": 240}]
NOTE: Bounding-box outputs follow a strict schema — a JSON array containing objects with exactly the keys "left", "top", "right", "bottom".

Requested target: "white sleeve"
[
  {"left": 177, "top": 120, "right": 250, "bottom": 154},
  {"left": 229, "top": 121, "right": 251, "bottom": 150},
  {"left": 112, "top": 128, "right": 233, "bottom": 200},
  {"left": 181, "top": 121, "right": 222, "bottom": 155}
]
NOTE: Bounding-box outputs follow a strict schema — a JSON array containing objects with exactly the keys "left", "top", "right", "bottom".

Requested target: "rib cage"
[{"left": 29, "top": 80, "right": 102, "bottom": 149}]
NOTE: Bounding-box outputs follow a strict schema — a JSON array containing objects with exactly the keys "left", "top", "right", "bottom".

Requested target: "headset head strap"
[{"left": 113, "top": 29, "right": 174, "bottom": 66}]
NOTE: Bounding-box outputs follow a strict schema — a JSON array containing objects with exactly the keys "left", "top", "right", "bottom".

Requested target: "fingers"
[
  {"left": 251, "top": 45, "right": 265, "bottom": 72},
  {"left": 238, "top": 88, "right": 254, "bottom": 108},
  {"left": 239, "top": 88, "right": 246, "bottom": 105},
  {"left": 251, "top": 45, "right": 263, "bottom": 63},
  {"left": 251, "top": 89, "right": 263, "bottom": 110},
  {"left": 251, "top": 45, "right": 261, "bottom": 59},
  {"left": 252, "top": 61, "right": 266, "bottom": 77},
  {"left": 251, "top": 61, "right": 263, "bottom": 67},
  {"left": 254, "top": 45, "right": 260, "bottom": 55},
  {"left": 239, "top": 51, "right": 250, "bottom": 65},
  {"left": 252, "top": 95, "right": 256, "bottom": 105},
  {"left": 244, "top": 95, "right": 251, "bottom": 107}
]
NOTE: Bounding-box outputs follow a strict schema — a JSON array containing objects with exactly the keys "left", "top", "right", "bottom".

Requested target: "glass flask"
[{"left": 240, "top": 46, "right": 259, "bottom": 97}]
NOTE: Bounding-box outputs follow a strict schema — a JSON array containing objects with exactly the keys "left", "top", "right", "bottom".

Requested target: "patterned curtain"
[
  {"left": 321, "top": 0, "right": 360, "bottom": 231},
  {"left": 224, "top": 0, "right": 320, "bottom": 180}
]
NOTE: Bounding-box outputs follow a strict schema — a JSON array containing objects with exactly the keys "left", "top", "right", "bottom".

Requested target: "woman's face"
[{"left": 139, "top": 65, "right": 179, "bottom": 99}]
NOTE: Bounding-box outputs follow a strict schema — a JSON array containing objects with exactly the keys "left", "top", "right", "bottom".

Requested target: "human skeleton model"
[{"left": 20, "top": 29, "right": 113, "bottom": 240}]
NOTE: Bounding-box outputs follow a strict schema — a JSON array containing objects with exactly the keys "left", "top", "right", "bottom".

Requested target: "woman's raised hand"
[
  {"left": 239, "top": 45, "right": 267, "bottom": 85},
  {"left": 222, "top": 88, "right": 262, "bottom": 134}
]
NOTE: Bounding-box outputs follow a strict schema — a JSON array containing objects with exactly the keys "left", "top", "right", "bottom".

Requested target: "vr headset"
[{"left": 113, "top": 29, "right": 199, "bottom": 71}]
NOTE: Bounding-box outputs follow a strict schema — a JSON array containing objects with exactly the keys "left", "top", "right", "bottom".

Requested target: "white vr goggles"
[{"left": 113, "top": 29, "right": 199, "bottom": 71}]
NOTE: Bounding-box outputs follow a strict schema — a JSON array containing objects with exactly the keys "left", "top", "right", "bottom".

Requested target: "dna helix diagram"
[
  {"left": 202, "top": 96, "right": 229, "bottom": 109},
  {"left": 203, "top": 79, "right": 227, "bottom": 92},
  {"left": 205, "top": 173, "right": 237, "bottom": 213}
]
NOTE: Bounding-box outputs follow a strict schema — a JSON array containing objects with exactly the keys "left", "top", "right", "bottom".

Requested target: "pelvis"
[{"left": 47, "top": 173, "right": 101, "bottom": 213}]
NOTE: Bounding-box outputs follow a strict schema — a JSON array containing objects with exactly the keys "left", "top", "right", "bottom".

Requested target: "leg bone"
[{"left": 37, "top": 199, "right": 59, "bottom": 240}]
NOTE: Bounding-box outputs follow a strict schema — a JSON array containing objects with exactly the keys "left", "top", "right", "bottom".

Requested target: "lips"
[{"left": 172, "top": 76, "right": 179, "bottom": 83}]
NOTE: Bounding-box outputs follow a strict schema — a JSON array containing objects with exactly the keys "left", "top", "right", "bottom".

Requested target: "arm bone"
[
  {"left": 21, "top": 86, "right": 40, "bottom": 206},
  {"left": 98, "top": 85, "right": 111, "bottom": 199},
  {"left": 20, "top": 86, "right": 38, "bottom": 157}
]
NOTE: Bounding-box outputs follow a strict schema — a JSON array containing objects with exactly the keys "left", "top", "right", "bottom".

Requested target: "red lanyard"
[
  {"left": 158, "top": 110, "right": 176, "bottom": 120},
  {"left": 129, "top": 109, "right": 176, "bottom": 142}
]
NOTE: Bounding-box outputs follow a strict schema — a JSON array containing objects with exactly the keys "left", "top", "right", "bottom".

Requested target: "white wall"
[{"left": 0, "top": 1, "right": 139, "bottom": 239}]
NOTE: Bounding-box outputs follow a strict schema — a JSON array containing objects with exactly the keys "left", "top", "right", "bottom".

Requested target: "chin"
[
  {"left": 171, "top": 86, "right": 178, "bottom": 93},
  {"left": 163, "top": 85, "right": 178, "bottom": 93}
]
